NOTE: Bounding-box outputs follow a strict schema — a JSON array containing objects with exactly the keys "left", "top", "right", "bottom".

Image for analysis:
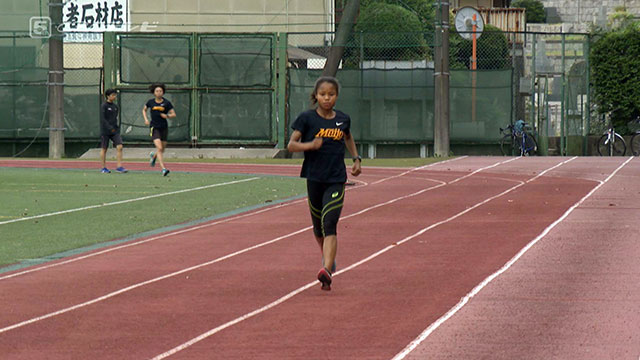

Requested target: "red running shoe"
[{"left": 317, "top": 268, "right": 332, "bottom": 291}]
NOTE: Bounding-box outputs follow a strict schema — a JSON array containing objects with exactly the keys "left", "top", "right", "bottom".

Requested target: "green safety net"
[
  {"left": 0, "top": 33, "right": 103, "bottom": 140},
  {"left": 118, "top": 91, "right": 191, "bottom": 142},
  {"left": 449, "top": 69, "right": 513, "bottom": 141},
  {"left": 289, "top": 68, "right": 512, "bottom": 143},
  {"left": 119, "top": 35, "right": 191, "bottom": 84},
  {"left": 116, "top": 33, "right": 276, "bottom": 143},
  {"left": 199, "top": 91, "right": 272, "bottom": 141},
  {"left": 199, "top": 35, "right": 273, "bottom": 88}
]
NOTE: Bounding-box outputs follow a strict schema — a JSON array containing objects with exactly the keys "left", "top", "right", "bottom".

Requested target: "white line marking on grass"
[
  {"left": 0, "top": 178, "right": 451, "bottom": 334},
  {"left": 391, "top": 157, "right": 635, "bottom": 360},
  {"left": 0, "top": 198, "right": 306, "bottom": 281},
  {"left": 0, "top": 158, "right": 514, "bottom": 334},
  {"left": 0, "top": 158, "right": 464, "bottom": 281},
  {"left": 0, "top": 177, "right": 260, "bottom": 226},
  {"left": 149, "top": 157, "right": 574, "bottom": 359}
]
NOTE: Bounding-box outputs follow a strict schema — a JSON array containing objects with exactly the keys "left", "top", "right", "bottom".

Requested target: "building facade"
[
  {"left": 539, "top": 0, "right": 640, "bottom": 24},
  {"left": 129, "top": 0, "right": 334, "bottom": 33}
]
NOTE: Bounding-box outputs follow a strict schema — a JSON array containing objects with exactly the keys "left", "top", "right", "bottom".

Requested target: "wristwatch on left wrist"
[{"left": 353, "top": 155, "right": 362, "bottom": 163}]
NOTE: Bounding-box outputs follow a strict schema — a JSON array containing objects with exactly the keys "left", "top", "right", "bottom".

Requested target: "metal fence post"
[
  {"left": 48, "top": 0, "right": 65, "bottom": 158},
  {"left": 561, "top": 33, "right": 566, "bottom": 155},
  {"left": 277, "top": 32, "right": 288, "bottom": 149},
  {"left": 584, "top": 35, "right": 591, "bottom": 155},
  {"left": 103, "top": 32, "right": 116, "bottom": 91},
  {"left": 191, "top": 32, "right": 199, "bottom": 146},
  {"left": 434, "top": 0, "right": 450, "bottom": 157},
  {"left": 530, "top": 33, "right": 537, "bottom": 152}
]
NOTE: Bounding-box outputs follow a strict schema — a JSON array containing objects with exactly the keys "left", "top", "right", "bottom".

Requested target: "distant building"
[
  {"left": 539, "top": 0, "right": 640, "bottom": 25},
  {"left": 451, "top": 0, "right": 512, "bottom": 8}
]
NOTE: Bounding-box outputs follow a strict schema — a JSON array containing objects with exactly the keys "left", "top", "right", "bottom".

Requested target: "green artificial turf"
[{"left": 0, "top": 168, "right": 306, "bottom": 266}]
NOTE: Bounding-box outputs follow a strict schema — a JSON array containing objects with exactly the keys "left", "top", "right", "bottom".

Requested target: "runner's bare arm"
[
  {"left": 345, "top": 133, "right": 361, "bottom": 176},
  {"left": 142, "top": 105, "right": 149, "bottom": 126},
  {"left": 287, "top": 130, "right": 322, "bottom": 152},
  {"left": 161, "top": 109, "right": 176, "bottom": 119}
]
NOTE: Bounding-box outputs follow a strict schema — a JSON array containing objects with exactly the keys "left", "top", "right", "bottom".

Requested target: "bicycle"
[
  {"left": 499, "top": 120, "right": 538, "bottom": 156},
  {"left": 596, "top": 114, "right": 626, "bottom": 156}
]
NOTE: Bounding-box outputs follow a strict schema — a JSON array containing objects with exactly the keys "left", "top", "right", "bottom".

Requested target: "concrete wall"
[
  {"left": 129, "top": 0, "right": 334, "bottom": 33},
  {"left": 0, "top": 1, "right": 47, "bottom": 32},
  {"left": 539, "top": 0, "right": 640, "bottom": 25},
  {"left": 455, "top": 0, "right": 494, "bottom": 9}
]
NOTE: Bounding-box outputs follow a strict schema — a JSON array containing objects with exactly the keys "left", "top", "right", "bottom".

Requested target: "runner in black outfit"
[
  {"left": 287, "top": 76, "right": 362, "bottom": 291},
  {"left": 142, "top": 83, "right": 176, "bottom": 176}
]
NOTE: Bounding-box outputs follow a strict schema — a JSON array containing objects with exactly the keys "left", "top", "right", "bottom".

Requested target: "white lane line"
[
  {"left": 0, "top": 158, "right": 464, "bottom": 281},
  {"left": 0, "top": 198, "right": 304, "bottom": 281},
  {"left": 150, "top": 158, "right": 576, "bottom": 359},
  {"left": 0, "top": 177, "right": 260, "bottom": 226},
  {"left": 0, "top": 179, "right": 447, "bottom": 335},
  {"left": 392, "top": 157, "right": 634, "bottom": 360},
  {"left": 371, "top": 156, "right": 468, "bottom": 185},
  {"left": 0, "top": 157, "right": 465, "bottom": 281},
  {"left": 348, "top": 178, "right": 369, "bottom": 186},
  {"left": 0, "top": 158, "right": 513, "bottom": 335}
]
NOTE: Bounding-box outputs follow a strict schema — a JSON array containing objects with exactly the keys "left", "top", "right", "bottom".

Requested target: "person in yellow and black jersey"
[
  {"left": 287, "top": 76, "right": 362, "bottom": 291},
  {"left": 142, "top": 83, "right": 176, "bottom": 176}
]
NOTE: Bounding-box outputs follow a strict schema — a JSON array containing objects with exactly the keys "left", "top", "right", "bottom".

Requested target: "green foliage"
[
  {"left": 511, "top": 0, "right": 546, "bottom": 23},
  {"left": 359, "top": 0, "right": 436, "bottom": 33},
  {"left": 351, "top": 2, "right": 429, "bottom": 62},
  {"left": 590, "top": 24, "right": 640, "bottom": 134},
  {"left": 451, "top": 24, "right": 510, "bottom": 70},
  {"left": 608, "top": 6, "right": 636, "bottom": 29}
]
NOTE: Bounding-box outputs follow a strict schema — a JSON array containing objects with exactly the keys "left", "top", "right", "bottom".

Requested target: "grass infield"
[{"left": 0, "top": 167, "right": 307, "bottom": 267}]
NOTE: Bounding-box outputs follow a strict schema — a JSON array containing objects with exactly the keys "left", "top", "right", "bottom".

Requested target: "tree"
[
  {"left": 359, "top": 0, "right": 436, "bottom": 33},
  {"left": 451, "top": 24, "right": 510, "bottom": 70},
  {"left": 590, "top": 22, "right": 640, "bottom": 135},
  {"left": 511, "top": 0, "right": 546, "bottom": 24},
  {"left": 351, "top": 2, "right": 428, "bottom": 62}
]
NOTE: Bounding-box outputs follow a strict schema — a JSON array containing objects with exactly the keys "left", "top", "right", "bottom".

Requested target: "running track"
[{"left": 0, "top": 157, "right": 638, "bottom": 359}]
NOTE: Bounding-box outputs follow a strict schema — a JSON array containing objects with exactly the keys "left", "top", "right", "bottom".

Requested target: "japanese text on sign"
[{"left": 62, "top": 0, "right": 129, "bottom": 32}]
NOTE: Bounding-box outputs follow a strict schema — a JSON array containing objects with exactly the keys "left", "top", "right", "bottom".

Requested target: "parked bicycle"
[
  {"left": 500, "top": 120, "right": 538, "bottom": 156},
  {"left": 597, "top": 113, "right": 626, "bottom": 156}
]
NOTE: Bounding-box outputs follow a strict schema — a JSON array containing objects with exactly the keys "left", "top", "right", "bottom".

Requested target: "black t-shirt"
[
  {"left": 291, "top": 109, "right": 351, "bottom": 183},
  {"left": 100, "top": 101, "right": 119, "bottom": 136},
  {"left": 145, "top": 98, "right": 174, "bottom": 129}
]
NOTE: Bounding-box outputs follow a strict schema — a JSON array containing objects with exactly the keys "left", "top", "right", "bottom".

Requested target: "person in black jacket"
[{"left": 100, "top": 89, "right": 127, "bottom": 173}]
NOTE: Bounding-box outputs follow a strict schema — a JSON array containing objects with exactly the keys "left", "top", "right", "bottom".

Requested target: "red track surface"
[{"left": 0, "top": 157, "right": 638, "bottom": 359}]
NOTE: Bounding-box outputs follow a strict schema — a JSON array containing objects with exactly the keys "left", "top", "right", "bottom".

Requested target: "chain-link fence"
[
  {"left": 107, "top": 32, "right": 279, "bottom": 145},
  {"left": 0, "top": 31, "right": 103, "bottom": 155},
  {"left": 64, "top": 38, "right": 103, "bottom": 140},
  {"left": 1, "top": 27, "right": 591, "bottom": 156},
  {"left": 288, "top": 30, "right": 513, "bottom": 149},
  {"left": 522, "top": 32, "right": 590, "bottom": 155},
  {"left": 0, "top": 32, "right": 49, "bottom": 144}
]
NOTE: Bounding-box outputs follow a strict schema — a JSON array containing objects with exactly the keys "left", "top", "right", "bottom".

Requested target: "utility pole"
[
  {"left": 49, "top": 0, "right": 65, "bottom": 158},
  {"left": 433, "top": 1, "right": 450, "bottom": 157},
  {"left": 323, "top": 0, "right": 359, "bottom": 77}
]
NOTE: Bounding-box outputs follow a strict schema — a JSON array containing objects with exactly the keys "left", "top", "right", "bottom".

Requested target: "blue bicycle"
[{"left": 500, "top": 120, "right": 538, "bottom": 156}]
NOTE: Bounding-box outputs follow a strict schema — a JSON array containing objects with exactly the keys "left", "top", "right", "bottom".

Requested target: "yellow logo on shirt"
[
  {"left": 152, "top": 106, "right": 165, "bottom": 112},
  {"left": 315, "top": 128, "right": 344, "bottom": 141}
]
